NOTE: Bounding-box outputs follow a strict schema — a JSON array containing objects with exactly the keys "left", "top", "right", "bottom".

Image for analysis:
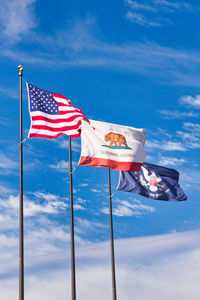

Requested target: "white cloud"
[
  {"left": 1, "top": 230, "right": 200, "bottom": 299},
  {"left": 76, "top": 218, "right": 107, "bottom": 233},
  {"left": 0, "top": 183, "right": 15, "bottom": 196},
  {"left": 0, "top": 194, "right": 66, "bottom": 217},
  {"left": 180, "top": 94, "right": 200, "bottom": 109},
  {"left": 3, "top": 17, "right": 200, "bottom": 86},
  {"left": 159, "top": 109, "right": 199, "bottom": 119},
  {"left": 73, "top": 204, "right": 85, "bottom": 211},
  {"left": 24, "top": 198, "right": 65, "bottom": 216},
  {"left": 0, "top": 152, "right": 18, "bottom": 174},
  {"left": 55, "top": 138, "right": 81, "bottom": 152},
  {"left": 48, "top": 160, "right": 78, "bottom": 172},
  {"left": 146, "top": 140, "right": 186, "bottom": 151},
  {"left": 33, "top": 191, "right": 59, "bottom": 201},
  {"left": 179, "top": 169, "right": 200, "bottom": 190},
  {"left": 154, "top": 0, "right": 194, "bottom": 11},
  {"left": 153, "top": 127, "right": 172, "bottom": 138},
  {"left": 76, "top": 197, "right": 87, "bottom": 203},
  {"left": 78, "top": 183, "right": 89, "bottom": 187},
  {"left": 102, "top": 199, "right": 155, "bottom": 217},
  {"left": 183, "top": 122, "right": 200, "bottom": 133},
  {"left": 125, "top": 0, "right": 196, "bottom": 27},
  {"left": 126, "top": 0, "right": 156, "bottom": 12},
  {"left": 177, "top": 130, "right": 200, "bottom": 149},
  {"left": 126, "top": 12, "right": 162, "bottom": 27},
  {"left": 157, "top": 155, "right": 186, "bottom": 166},
  {"left": 126, "top": 0, "right": 194, "bottom": 12},
  {"left": 0, "top": 85, "right": 18, "bottom": 100},
  {"left": 182, "top": 123, "right": 200, "bottom": 146},
  {"left": 91, "top": 188, "right": 102, "bottom": 193},
  {"left": 0, "top": 0, "right": 37, "bottom": 43}
]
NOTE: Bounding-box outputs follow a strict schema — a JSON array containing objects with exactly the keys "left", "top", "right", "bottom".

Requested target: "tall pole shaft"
[
  {"left": 69, "top": 137, "right": 76, "bottom": 300},
  {"left": 18, "top": 65, "right": 24, "bottom": 300},
  {"left": 108, "top": 167, "right": 117, "bottom": 300}
]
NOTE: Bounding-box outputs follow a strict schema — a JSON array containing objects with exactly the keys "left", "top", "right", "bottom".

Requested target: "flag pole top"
[
  {"left": 18, "top": 65, "right": 24, "bottom": 75},
  {"left": 68, "top": 99, "right": 72, "bottom": 104}
]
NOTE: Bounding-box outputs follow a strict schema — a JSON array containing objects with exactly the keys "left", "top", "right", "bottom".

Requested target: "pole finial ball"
[
  {"left": 68, "top": 99, "right": 72, "bottom": 104},
  {"left": 18, "top": 65, "right": 24, "bottom": 72}
]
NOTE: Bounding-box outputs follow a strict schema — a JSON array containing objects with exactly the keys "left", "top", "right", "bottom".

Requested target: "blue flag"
[{"left": 117, "top": 162, "right": 187, "bottom": 201}]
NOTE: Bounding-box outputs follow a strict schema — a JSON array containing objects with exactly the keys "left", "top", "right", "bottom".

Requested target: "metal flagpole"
[
  {"left": 68, "top": 98, "right": 76, "bottom": 300},
  {"left": 18, "top": 65, "right": 24, "bottom": 300},
  {"left": 108, "top": 167, "right": 117, "bottom": 300}
]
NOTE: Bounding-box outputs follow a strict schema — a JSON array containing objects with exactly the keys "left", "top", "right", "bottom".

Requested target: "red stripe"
[
  {"left": 58, "top": 102, "right": 68, "bottom": 107},
  {"left": 53, "top": 93, "right": 67, "bottom": 100},
  {"left": 79, "top": 156, "right": 142, "bottom": 171},
  {"left": 32, "top": 121, "right": 82, "bottom": 132},
  {"left": 29, "top": 132, "right": 80, "bottom": 139},
  {"left": 32, "top": 115, "right": 83, "bottom": 123}
]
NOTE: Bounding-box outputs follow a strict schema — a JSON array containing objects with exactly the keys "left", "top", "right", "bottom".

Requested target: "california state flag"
[{"left": 79, "top": 119, "right": 146, "bottom": 171}]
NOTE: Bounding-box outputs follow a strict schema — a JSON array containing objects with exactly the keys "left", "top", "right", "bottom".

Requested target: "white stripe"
[
  {"left": 58, "top": 107, "right": 83, "bottom": 114},
  {"left": 32, "top": 119, "right": 82, "bottom": 128},
  {"left": 30, "top": 111, "right": 84, "bottom": 120},
  {"left": 54, "top": 96, "right": 69, "bottom": 105},
  {"left": 29, "top": 128, "right": 79, "bottom": 136}
]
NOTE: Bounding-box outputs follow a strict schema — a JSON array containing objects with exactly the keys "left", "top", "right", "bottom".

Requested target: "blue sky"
[{"left": 1, "top": 0, "right": 200, "bottom": 299}]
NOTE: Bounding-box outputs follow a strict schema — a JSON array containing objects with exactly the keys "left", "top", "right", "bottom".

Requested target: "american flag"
[{"left": 26, "top": 83, "right": 86, "bottom": 139}]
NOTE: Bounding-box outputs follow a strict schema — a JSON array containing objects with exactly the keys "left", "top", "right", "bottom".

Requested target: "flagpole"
[
  {"left": 108, "top": 167, "right": 117, "bottom": 300},
  {"left": 18, "top": 65, "right": 24, "bottom": 300},
  {"left": 68, "top": 110, "right": 76, "bottom": 299}
]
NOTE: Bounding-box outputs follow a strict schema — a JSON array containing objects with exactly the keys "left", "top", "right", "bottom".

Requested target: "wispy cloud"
[
  {"left": 177, "top": 130, "right": 200, "bottom": 149},
  {"left": 126, "top": 12, "right": 163, "bottom": 27},
  {"left": 0, "top": 152, "right": 18, "bottom": 174},
  {"left": 147, "top": 126, "right": 200, "bottom": 153},
  {"left": 0, "top": 183, "right": 15, "bottom": 196},
  {"left": 180, "top": 169, "right": 200, "bottom": 190},
  {"left": 0, "top": 85, "right": 18, "bottom": 100},
  {"left": 146, "top": 139, "right": 186, "bottom": 151},
  {"left": 0, "top": 117, "right": 12, "bottom": 126},
  {"left": 76, "top": 218, "right": 107, "bottom": 232},
  {"left": 157, "top": 155, "right": 186, "bottom": 166},
  {"left": 0, "top": 0, "right": 37, "bottom": 43},
  {"left": 32, "top": 191, "right": 59, "bottom": 202},
  {"left": 48, "top": 160, "right": 77, "bottom": 172},
  {"left": 159, "top": 109, "right": 199, "bottom": 119},
  {"left": 78, "top": 183, "right": 89, "bottom": 187},
  {"left": 54, "top": 138, "right": 81, "bottom": 152},
  {"left": 125, "top": 0, "right": 197, "bottom": 27},
  {"left": 91, "top": 188, "right": 102, "bottom": 193},
  {"left": 102, "top": 198, "right": 155, "bottom": 217},
  {"left": 183, "top": 122, "right": 200, "bottom": 135},
  {"left": 2, "top": 16, "right": 200, "bottom": 86}
]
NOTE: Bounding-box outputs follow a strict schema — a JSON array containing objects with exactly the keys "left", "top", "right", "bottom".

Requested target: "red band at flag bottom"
[{"left": 79, "top": 156, "right": 142, "bottom": 171}]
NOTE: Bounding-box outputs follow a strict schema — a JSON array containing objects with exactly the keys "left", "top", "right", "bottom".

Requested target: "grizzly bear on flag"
[{"left": 104, "top": 132, "right": 128, "bottom": 148}]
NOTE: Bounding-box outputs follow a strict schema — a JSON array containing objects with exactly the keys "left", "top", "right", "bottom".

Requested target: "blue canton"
[{"left": 29, "top": 84, "right": 59, "bottom": 115}]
